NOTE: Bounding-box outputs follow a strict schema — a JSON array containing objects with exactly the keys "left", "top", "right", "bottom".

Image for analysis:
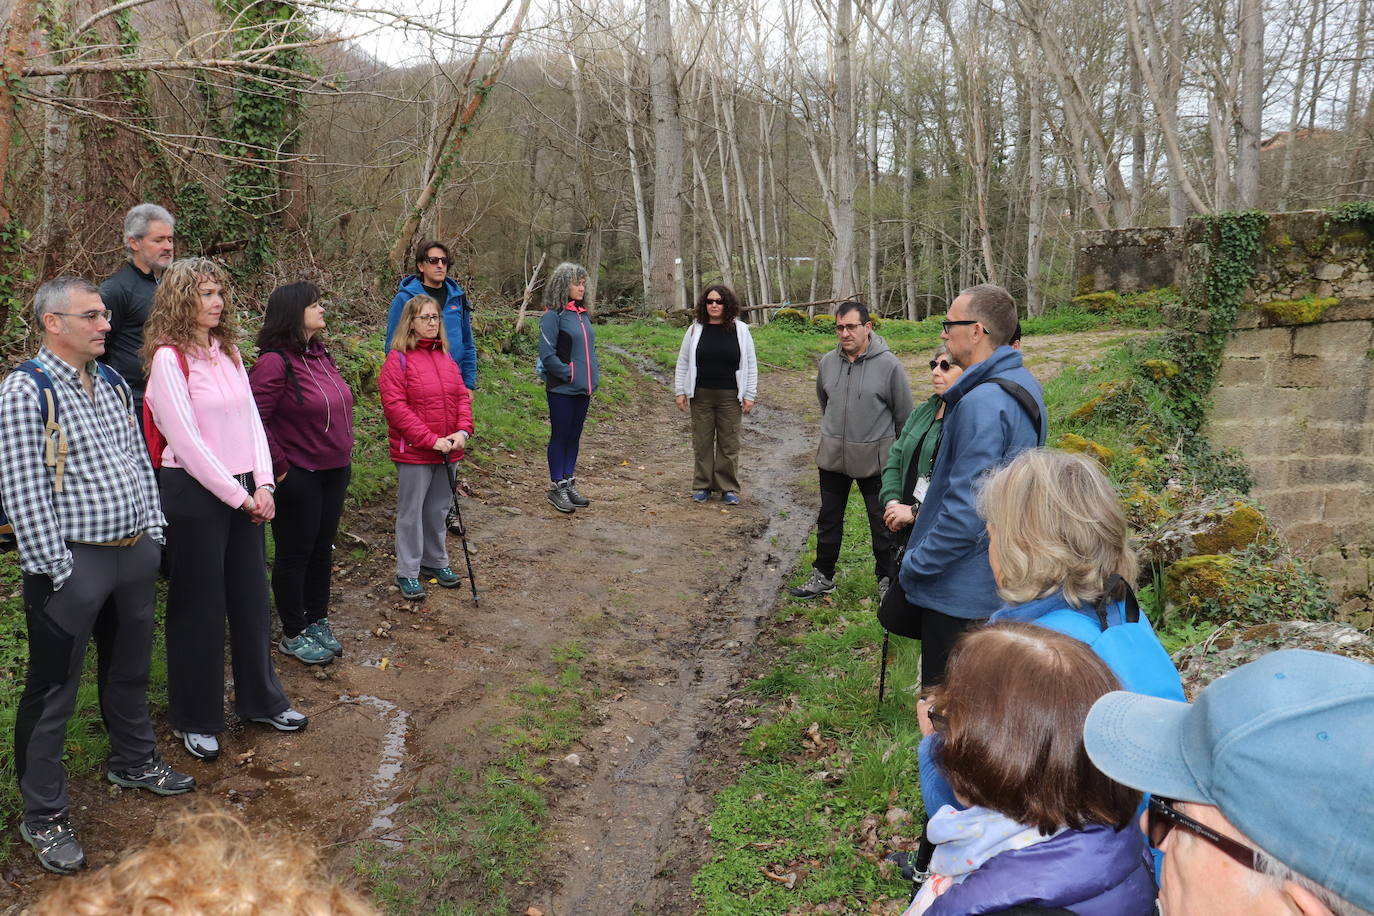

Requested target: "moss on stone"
[
  {"left": 772, "top": 307, "right": 808, "bottom": 325},
  {"left": 1259, "top": 296, "right": 1339, "bottom": 325},
  {"left": 1071, "top": 291, "right": 1121, "bottom": 312},
  {"left": 1068, "top": 378, "right": 1141, "bottom": 423},
  {"left": 1139, "top": 358, "right": 1180, "bottom": 381},
  {"left": 810, "top": 313, "right": 836, "bottom": 332},
  {"left": 1267, "top": 233, "right": 1296, "bottom": 253},
  {"left": 1192, "top": 502, "right": 1268, "bottom": 555},
  {"left": 1076, "top": 274, "right": 1096, "bottom": 297},
  {"left": 1055, "top": 433, "right": 1114, "bottom": 466},
  {"left": 1165, "top": 554, "right": 1236, "bottom": 607},
  {"left": 1332, "top": 229, "right": 1370, "bottom": 249}
]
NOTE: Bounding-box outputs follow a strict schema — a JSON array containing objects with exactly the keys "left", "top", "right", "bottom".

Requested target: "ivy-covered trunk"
[{"left": 216, "top": 0, "right": 311, "bottom": 271}]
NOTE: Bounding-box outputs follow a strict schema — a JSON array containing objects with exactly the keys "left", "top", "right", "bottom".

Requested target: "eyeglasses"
[
  {"left": 926, "top": 707, "right": 948, "bottom": 733},
  {"left": 941, "top": 319, "right": 979, "bottom": 333},
  {"left": 54, "top": 309, "right": 112, "bottom": 323},
  {"left": 705, "top": 297, "right": 723, "bottom": 305},
  {"left": 421, "top": 256, "right": 451, "bottom": 266},
  {"left": 929, "top": 359, "right": 953, "bottom": 371},
  {"left": 1147, "top": 797, "right": 1260, "bottom": 872},
  {"left": 415, "top": 314, "right": 441, "bottom": 323},
  {"left": 836, "top": 322, "right": 865, "bottom": 334}
]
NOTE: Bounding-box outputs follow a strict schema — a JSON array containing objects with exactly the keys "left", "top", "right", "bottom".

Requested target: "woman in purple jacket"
[
  {"left": 904, "top": 622, "right": 1156, "bottom": 916},
  {"left": 250, "top": 282, "right": 355, "bottom": 665}
]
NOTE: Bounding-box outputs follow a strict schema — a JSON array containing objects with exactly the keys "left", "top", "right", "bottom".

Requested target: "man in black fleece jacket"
[{"left": 99, "top": 203, "right": 174, "bottom": 416}]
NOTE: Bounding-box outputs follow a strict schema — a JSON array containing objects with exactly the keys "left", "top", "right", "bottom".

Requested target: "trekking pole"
[
  {"left": 444, "top": 458, "right": 479, "bottom": 605},
  {"left": 877, "top": 630, "right": 891, "bottom": 708}
]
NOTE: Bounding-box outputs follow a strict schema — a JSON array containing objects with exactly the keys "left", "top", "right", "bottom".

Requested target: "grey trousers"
[
  {"left": 394, "top": 462, "right": 451, "bottom": 577},
  {"left": 690, "top": 388, "right": 742, "bottom": 493},
  {"left": 16, "top": 537, "right": 161, "bottom": 820}
]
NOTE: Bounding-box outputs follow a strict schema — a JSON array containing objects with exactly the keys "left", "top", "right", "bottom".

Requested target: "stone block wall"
[
  {"left": 1074, "top": 226, "right": 1184, "bottom": 295},
  {"left": 1077, "top": 209, "right": 1374, "bottom": 616}
]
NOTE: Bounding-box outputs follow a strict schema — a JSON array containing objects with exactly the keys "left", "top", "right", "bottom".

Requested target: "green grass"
[
  {"left": 693, "top": 495, "right": 923, "bottom": 914},
  {"left": 357, "top": 642, "right": 598, "bottom": 915}
]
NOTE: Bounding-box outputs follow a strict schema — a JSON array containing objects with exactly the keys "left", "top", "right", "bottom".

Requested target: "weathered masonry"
[{"left": 1076, "top": 210, "right": 1373, "bottom": 615}]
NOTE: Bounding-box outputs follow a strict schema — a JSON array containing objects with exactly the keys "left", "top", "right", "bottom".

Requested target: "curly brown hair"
[
  {"left": 694, "top": 284, "right": 741, "bottom": 325},
  {"left": 141, "top": 257, "right": 241, "bottom": 371}
]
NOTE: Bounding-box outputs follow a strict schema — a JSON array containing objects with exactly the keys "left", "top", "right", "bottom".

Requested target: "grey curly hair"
[{"left": 541, "top": 261, "right": 589, "bottom": 312}]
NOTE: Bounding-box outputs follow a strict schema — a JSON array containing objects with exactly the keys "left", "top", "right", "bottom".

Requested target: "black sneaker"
[
  {"left": 20, "top": 815, "right": 86, "bottom": 875},
  {"left": 107, "top": 756, "right": 196, "bottom": 795}
]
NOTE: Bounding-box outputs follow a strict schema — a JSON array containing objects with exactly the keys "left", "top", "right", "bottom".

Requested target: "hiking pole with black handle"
[
  {"left": 444, "top": 457, "right": 479, "bottom": 605},
  {"left": 877, "top": 630, "right": 890, "bottom": 708}
]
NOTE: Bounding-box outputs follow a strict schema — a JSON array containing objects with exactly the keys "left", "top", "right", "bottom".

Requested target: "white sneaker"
[{"left": 173, "top": 729, "right": 220, "bottom": 760}]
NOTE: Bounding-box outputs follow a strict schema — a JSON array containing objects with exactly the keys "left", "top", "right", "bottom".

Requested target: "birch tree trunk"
[
  {"left": 1235, "top": 0, "right": 1263, "bottom": 208},
  {"left": 621, "top": 49, "right": 652, "bottom": 298},
  {"left": 1025, "top": 73, "right": 1046, "bottom": 315},
  {"left": 829, "top": 0, "right": 858, "bottom": 300},
  {"left": 646, "top": 0, "right": 685, "bottom": 310},
  {"left": 1279, "top": 0, "right": 1320, "bottom": 208}
]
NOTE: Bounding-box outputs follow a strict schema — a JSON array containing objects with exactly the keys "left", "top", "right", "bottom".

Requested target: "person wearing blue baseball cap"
[{"left": 1083, "top": 649, "right": 1374, "bottom": 916}]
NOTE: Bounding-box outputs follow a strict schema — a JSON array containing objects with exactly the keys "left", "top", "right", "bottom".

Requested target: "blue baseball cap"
[{"left": 1083, "top": 649, "right": 1374, "bottom": 911}]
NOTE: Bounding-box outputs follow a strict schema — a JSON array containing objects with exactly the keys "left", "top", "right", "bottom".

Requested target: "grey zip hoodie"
[{"left": 815, "top": 333, "right": 913, "bottom": 478}]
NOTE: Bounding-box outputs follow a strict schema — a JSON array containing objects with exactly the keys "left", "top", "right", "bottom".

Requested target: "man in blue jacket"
[
  {"left": 898, "top": 284, "right": 1045, "bottom": 687},
  {"left": 384, "top": 240, "right": 478, "bottom": 391}
]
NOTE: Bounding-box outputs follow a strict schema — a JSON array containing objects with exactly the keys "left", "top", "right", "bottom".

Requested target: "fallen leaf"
[
  {"left": 525, "top": 908, "right": 545, "bottom": 916},
  {"left": 760, "top": 866, "right": 798, "bottom": 889},
  {"left": 235, "top": 748, "right": 256, "bottom": 766},
  {"left": 379, "top": 657, "right": 390, "bottom": 670}
]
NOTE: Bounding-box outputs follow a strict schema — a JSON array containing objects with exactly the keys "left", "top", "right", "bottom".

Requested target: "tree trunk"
[
  {"left": 903, "top": 122, "right": 918, "bottom": 320},
  {"left": 645, "top": 0, "right": 684, "bottom": 310},
  {"left": 829, "top": 0, "right": 857, "bottom": 300},
  {"left": 621, "top": 49, "right": 652, "bottom": 299},
  {"left": 1279, "top": 0, "right": 1320, "bottom": 209},
  {"left": 1026, "top": 75, "right": 1045, "bottom": 316},
  {"left": 1234, "top": 0, "right": 1263, "bottom": 208}
]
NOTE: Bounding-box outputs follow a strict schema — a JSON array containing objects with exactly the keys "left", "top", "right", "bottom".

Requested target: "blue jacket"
[
  {"left": 925, "top": 823, "right": 1156, "bottom": 916},
  {"left": 899, "top": 346, "right": 1045, "bottom": 618},
  {"left": 384, "top": 275, "right": 477, "bottom": 390},
  {"left": 539, "top": 304, "right": 599, "bottom": 396}
]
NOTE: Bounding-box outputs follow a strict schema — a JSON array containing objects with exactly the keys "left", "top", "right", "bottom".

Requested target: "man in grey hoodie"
[{"left": 790, "top": 302, "right": 913, "bottom": 599}]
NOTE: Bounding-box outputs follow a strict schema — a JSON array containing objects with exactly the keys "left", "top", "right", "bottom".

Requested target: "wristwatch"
[{"left": 258, "top": 484, "right": 276, "bottom": 494}]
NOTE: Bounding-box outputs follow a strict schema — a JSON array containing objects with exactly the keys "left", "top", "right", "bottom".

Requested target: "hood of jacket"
[
  {"left": 926, "top": 822, "right": 1155, "bottom": 916},
  {"left": 942, "top": 345, "right": 1030, "bottom": 410},
  {"left": 397, "top": 273, "right": 467, "bottom": 305}
]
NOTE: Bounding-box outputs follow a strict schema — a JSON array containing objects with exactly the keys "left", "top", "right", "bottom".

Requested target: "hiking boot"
[
  {"left": 20, "top": 815, "right": 86, "bottom": 875},
  {"left": 722, "top": 491, "right": 740, "bottom": 506},
  {"left": 690, "top": 489, "right": 711, "bottom": 502},
  {"left": 788, "top": 569, "right": 836, "bottom": 599},
  {"left": 885, "top": 850, "right": 931, "bottom": 889},
  {"left": 395, "top": 576, "right": 425, "bottom": 600},
  {"left": 173, "top": 729, "right": 219, "bottom": 760},
  {"left": 877, "top": 576, "right": 891, "bottom": 604},
  {"left": 562, "top": 477, "right": 590, "bottom": 508},
  {"left": 305, "top": 619, "right": 343, "bottom": 657},
  {"left": 251, "top": 708, "right": 308, "bottom": 732},
  {"left": 446, "top": 505, "right": 465, "bottom": 536},
  {"left": 107, "top": 756, "right": 195, "bottom": 796},
  {"left": 547, "top": 483, "right": 576, "bottom": 513},
  {"left": 279, "top": 632, "right": 334, "bottom": 665},
  {"left": 420, "top": 565, "right": 461, "bottom": 588}
]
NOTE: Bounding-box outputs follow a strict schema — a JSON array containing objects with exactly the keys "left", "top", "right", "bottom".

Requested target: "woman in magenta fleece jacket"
[{"left": 379, "top": 294, "right": 473, "bottom": 601}]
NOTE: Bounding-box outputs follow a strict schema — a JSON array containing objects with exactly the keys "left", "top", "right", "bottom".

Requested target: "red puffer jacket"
[{"left": 379, "top": 338, "right": 474, "bottom": 464}]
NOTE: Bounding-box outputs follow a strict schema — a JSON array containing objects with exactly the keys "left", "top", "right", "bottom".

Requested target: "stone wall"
[
  {"left": 1077, "top": 209, "right": 1374, "bottom": 616},
  {"left": 1074, "top": 226, "right": 1184, "bottom": 295}
]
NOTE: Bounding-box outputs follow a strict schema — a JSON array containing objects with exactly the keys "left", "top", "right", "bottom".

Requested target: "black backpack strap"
[
  {"left": 1092, "top": 574, "right": 1140, "bottom": 631},
  {"left": 264, "top": 349, "right": 304, "bottom": 404},
  {"left": 983, "top": 378, "right": 1045, "bottom": 446}
]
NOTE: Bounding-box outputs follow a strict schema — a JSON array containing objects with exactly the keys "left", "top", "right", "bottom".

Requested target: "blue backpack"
[
  {"left": 1038, "top": 576, "right": 1185, "bottom": 702},
  {"left": 0, "top": 360, "right": 133, "bottom": 548}
]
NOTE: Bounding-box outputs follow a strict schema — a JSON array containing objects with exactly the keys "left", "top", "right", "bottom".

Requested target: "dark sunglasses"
[
  {"left": 705, "top": 297, "right": 723, "bottom": 304},
  {"left": 1147, "top": 797, "right": 1260, "bottom": 871},
  {"left": 941, "top": 319, "right": 979, "bottom": 333},
  {"left": 929, "top": 359, "right": 953, "bottom": 371},
  {"left": 926, "top": 707, "right": 948, "bottom": 733},
  {"left": 421, "top": 256, "right": 451, "bottom": 266}
]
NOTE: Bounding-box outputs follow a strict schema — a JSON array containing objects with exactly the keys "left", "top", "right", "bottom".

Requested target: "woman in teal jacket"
[
  {"left": 876, "top": 346, "right": 961, "bottom": 632},
  {"left": 537, "top": 262, "right": 599, "bottom": 513}
]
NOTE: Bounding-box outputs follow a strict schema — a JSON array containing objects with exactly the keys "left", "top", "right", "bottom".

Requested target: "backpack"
[
  {"left": 1037, "top": 576, "right": 1186, "bottom": 702},
  {"left": 257, "top": 348, "right": 341, "bottom": 405},
  {"left": 0, "top": 360, "right": 134, "bottom": 548},
  {"left": 142, "top": 346, "right": 190, "bottom": 469}
]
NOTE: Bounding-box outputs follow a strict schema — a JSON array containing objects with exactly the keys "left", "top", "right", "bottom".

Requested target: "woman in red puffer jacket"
[{"left": 379, "top": 294, "right": 473, "bottom": 602}]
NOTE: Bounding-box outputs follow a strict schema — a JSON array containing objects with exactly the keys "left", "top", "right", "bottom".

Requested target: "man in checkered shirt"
[{"left": 0, "top": 277, "right": 194, "bottom": 876}]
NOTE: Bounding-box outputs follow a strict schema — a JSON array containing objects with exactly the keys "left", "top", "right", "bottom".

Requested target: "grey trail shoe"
[
  {"left": 547, "top": 482, "right": 576, "bottom": 513},
  {"left": 562, "top": 477, "right": 590, "bottom": 508},
  {"left": 788, "top": 569, "right": 836, "bottom": 599},
  {"left": 107, "top": 756, "right": 195, "bottom": 795},
  {"left": 20, "top": 815, "right": 86, "bottom": 875}
]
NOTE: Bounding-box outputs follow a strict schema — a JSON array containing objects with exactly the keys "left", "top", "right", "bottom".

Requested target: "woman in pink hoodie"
[
  {"left": 142, "top": 259, "right": 306, "bottom": 763},
  {"left": 378, "top": 294, "right": 473, "bottom": 602}
]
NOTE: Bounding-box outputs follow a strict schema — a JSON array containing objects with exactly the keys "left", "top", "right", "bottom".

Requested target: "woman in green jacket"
[{"left": 877, "top": 345, "right": 961, "bottom": 635}]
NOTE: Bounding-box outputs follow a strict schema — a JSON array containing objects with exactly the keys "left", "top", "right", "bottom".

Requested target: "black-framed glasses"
[
  {"left": 1147, "top": 797, "right": 1260, "bottom": 871},
  {"left": 941, "top": 319, "right": 979, "bottom": 333},
  {"left": 926, "top": 708, "right": 948, "bottom": 733},
  {"left": 54, "top": 309, "right": 112, "bottom": 323},
  {"left": 421, "top": 256, "right": 451, "bottom": 266},
  {"left": 929, "top": 359, "right": 953, "bottom": 371},
  {"left": 705, "top": 297, "right": 723, "bottom": 304},
  {"left": 415, "top": 314, "right": 441, "bottom": 323}
]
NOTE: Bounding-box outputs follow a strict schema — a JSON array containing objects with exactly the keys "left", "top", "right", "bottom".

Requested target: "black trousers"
[
  {"left": 161, "top": 468, "right": 289, "bottom": 734},
  {"left": 15, "top": 538, "right": 160, "bottom": 820},
  {"left": 919, "top": 607, "right": 986, "bottom": 688},
  {"left": 269, "top": 465, "right": 350, "bottom": 638},
  {"left": 814, "top": 468, "right": 897, "bottom": 581}
]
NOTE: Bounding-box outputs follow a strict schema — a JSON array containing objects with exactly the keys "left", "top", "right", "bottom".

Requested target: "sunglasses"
[
  {"left": 421, "top": 256, "right": 451, "bottom": 266},
  {"left": 941, "top": 319, "right": 979, "bottom": 333},
  {"left": 926, "top": 707, "right": 948, "bottom": 733},
  {"left": 705, "top": 297, "right": 723, "bottom": 304},
  {"left": 1147, "top": 797, "right": 1260, "bottom": 871},
  {"left": 929, "top": 359, "right": 953, "bottom": 371}
]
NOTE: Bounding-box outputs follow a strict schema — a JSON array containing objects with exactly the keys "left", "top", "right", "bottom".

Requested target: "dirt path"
[{"left": 0, "top": 330, "right": 1128, "bottom": 914}]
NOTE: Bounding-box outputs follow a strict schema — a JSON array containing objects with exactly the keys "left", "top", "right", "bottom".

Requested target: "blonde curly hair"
[
  {"left": 28, "top": 808, "right": 379, "bottom": 916},
  {"left": 141, "top": 257, "right": 241, "bottom": 371}
]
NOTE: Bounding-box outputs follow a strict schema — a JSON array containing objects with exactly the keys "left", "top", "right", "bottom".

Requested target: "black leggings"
[{"left": 270, "top": 465, "right": 351, "bottom": 638}]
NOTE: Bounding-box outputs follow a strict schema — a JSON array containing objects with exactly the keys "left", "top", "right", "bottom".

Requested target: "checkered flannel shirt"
[{"left": 0, "top": 347, "right": 165, "bottom": 588}]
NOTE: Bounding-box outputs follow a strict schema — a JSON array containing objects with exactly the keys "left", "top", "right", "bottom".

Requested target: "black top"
[
  {"left": 694, "top": 323, "right": 740, "bottom": 392},
  {"left": 422, "top": 283, "right": 449, "bottom": 310},
  {"left": 98, "top": 262, "right": 158, "bottom": 394}
]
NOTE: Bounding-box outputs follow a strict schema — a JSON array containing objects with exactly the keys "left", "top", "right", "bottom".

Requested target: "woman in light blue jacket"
[{"left": 674, "top": 285, "right": 758, "bottom": 505}]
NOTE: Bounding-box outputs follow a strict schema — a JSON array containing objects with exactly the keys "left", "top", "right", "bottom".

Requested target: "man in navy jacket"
[
  {"left": 384, "top": 240, "right": 478, "bottom": 391},
  {"left": 898, "top": 284, "right": 1045, "bottom": 687}
]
